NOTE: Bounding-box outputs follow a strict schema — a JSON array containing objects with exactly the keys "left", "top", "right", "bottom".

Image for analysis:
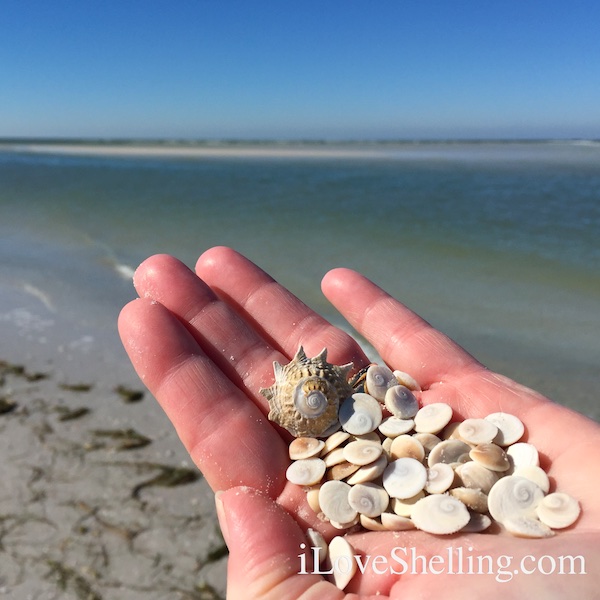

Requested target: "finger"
[
  {"left": 215, "top": 487, "right": 339, "bottom": 600},
  {"left": 321, "top": 267, "right": 482, "bottom": 389},
  {"left": 195, "top": 246, "right": 369, "bottom": 371},
  {"left": 118, "top": 297, "right": 288, "bottom": 497},
  {"left": 132, "top": 253, "right": 284, "bottom": 411}
]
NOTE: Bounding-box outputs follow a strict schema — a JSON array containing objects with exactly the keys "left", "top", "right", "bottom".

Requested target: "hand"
[{"left": 118, "top": 246, "right": 600, "bottom": 599}]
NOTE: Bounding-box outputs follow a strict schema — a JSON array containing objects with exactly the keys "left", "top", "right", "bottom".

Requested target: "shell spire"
[{"left": 261, "top": 346, "right": 354, "bottom": 437}]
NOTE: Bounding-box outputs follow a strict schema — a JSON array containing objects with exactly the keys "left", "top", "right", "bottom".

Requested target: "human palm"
[{"left": 118, "top": 246, "right": 599, "bottom": 599}]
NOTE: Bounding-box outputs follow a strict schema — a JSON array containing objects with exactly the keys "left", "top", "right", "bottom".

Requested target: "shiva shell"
[{"left": 261, "top": 346, "right": 354, "bottom": 438}]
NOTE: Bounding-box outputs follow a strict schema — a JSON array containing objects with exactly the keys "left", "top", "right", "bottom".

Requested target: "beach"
[{"left": 1, "top": 140, "right": 598, "bottom": 598}]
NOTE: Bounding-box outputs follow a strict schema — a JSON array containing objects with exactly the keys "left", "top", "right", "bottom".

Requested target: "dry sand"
[{"left": 0, "top": 360, "right": 227, "bottom": 600}]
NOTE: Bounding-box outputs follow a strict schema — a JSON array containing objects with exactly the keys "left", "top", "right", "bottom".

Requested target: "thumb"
[{"left": 215, "top": 486, "right": 333, "bottom": 599}]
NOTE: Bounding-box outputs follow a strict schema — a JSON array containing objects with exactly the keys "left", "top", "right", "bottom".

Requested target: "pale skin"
[{"left": 118, "top": 246, "right": 600, "bottom": 599}]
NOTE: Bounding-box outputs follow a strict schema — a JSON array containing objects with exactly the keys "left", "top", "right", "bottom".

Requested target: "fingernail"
[{"left": 215, "top": 491, "right": 229, "bottom": 545}]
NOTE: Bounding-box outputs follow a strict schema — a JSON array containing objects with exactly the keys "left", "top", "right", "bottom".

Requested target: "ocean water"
[{"left": 1, "top": 141, "right": 599, "bottom": 419}]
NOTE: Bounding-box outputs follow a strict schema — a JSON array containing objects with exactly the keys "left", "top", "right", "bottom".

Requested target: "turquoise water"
[{"left": 1, "top": 141, "right": 599, "bottom": 419}]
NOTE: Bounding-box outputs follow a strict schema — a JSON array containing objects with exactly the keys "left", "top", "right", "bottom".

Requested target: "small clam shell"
[
  {"left": 389, "top": 435, "right": 425, "bottom": 461},
  {"left": 461, "top": 511, "right": 492, "bottom": 533},
  {"left": 455, "top": 461, "right": 498, "bottom": 494},
  {"left": 425, "top": 462, "right": 455, "bottom": 494},
  {"left": 427, "top": 439, "right": 471, "bottom": 467},
  {"left": 343, "top": 440, "right": 383, "bottom": 466},
  {"left": 384, "top": 385, "right": 419, "bottom": 419},
  {"left": 378, "top": 416, "right": 415, "bottom": 438},
  {"left": 365, "top": 364, "right": 397, "bottom": 401},
  {"left": 289, "top": 437, "right": 325, "bottom": 460},
  {"left": 484, "top": 412, "right": 525, "bottom": 446},
  {"left": 318, "top": 480, "right": 357, "bottom": 524},
  {"left": 320, "top": 431, "right": 351, "bottom": 455},
  {"left": 339, "top": 393, "right": 383, "bottom": 435},
  {"left": 286, "top": 458, "right": 326, "bottom": 486},
  {"left": 513, "top": 465, "right": 550, "bottom": 493},
  {"left": 503, "top": 516, "right": 554, "bottom": 538},
  {"left": 449, "top": 487, "right": 489, "bottom": 513},
  {"left": 469, "top": 443, "right": 510, "bottom": 472},
  {"left": 487, "top": 475, "right": 545, "bottom": 524},
  {"left": 323, "top": 447, "right": 347, "bottom": 467},
  {"left": 380, "top": 512, "right": 416, "bottom": 531},
  {"left": 382, "top": 457, "right": 427, "bottom": 499},
  {"left": 348, "top": 482, "right": 389, "bottom": 518},
  {"left": 393, "top": 370, "right": 421, "bottom": 391},
  {"left": 391, "top": 491, "right": 425, "bottom": 517},
  {"left": 457, "top": 418, "right": 498, "bottom": 445},
  {"left": 346, "top": 453, "right": 388, "bottom": 485},
  {"left": 535, "top": 493, "right": 580, "bottom": 529},
  {"left": 328, "top": 536, "right": 358, "bottom": 590},
  {"left": 411, "top": 494, "right": 470, "bottom": 535},
  {"left": 506, "top": 442, "right": 539, "bottom": 470},
  {"left": 328, "top": 461, "right": 360, "bottom": 481},
  {"left": 414, "top": 403, "right": 453, "bottom": 434},
  {"left": 306, "top": 528, "right": 328, "bottom": 566}
]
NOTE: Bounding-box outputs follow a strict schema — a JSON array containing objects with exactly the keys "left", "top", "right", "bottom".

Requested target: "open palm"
[{"left": 118, "top": 246, "right": 599, "bottom": 599}]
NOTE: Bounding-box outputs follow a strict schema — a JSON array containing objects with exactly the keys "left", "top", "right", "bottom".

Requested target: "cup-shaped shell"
[
  {"left": 339, "top": 393, "right": 383, "bottom": 435},
  {"left": 382, "top": 457, "right": 427, "bottom": 499},
  {"left": 535, "top": 492, "right": 580, "bottom": 529},
  {"left": 348, "top": 482, "right": 389, "bottom": 517},
  {"left": 384, "top": 385, "right": 419, "bottom": 419},
  {"left": 261, "top": 346, "right": 354, "bottom": 438},
  {"left": 487, "top": 475, "right": 545, "bottom": 524},
  {"left": 411, "top": 494, "right": 470, "bottom": 534},
  {"left": 318, "top": 480, "right": 357, "bottom": 524},
  {"left": 365, "top": 364, "right": 397, "bottom": 401},
  {"left": 484, "top": 412, "right": 524, "bottom": 446},
  {"left": 414, "top": 403, "right": 453, "bottom": 433},
  {"left": 457, "top": 418, "right": 499, "bottom": 445}
]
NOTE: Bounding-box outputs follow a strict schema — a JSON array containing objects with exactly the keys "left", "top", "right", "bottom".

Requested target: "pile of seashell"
[{"left": 261, "top": 347, "right": 581, "bottom": 541}]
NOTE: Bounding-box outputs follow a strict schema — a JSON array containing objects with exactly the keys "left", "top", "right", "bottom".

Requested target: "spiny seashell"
[
  {"left": 411, "top": 494, "right": 470, "bottom": 534},
  {"left": 378, "top": 416, "right": 415, "bottom": 438},
  {"left": 261, "top": 346, "right": 353, "bottom": 438},
  {"left": 425, "top": 463, "right": 455, "bottom": 494},
  {"left": 414, "top": 403, "right": 453, "bottom": 433},
  {"left": 286, "top": 458, "right": 326, "bottom": 486},
  {"left": 289, "top": 437, "right": 325, "bottom": 460},
  {"left": 393, "top": 370, "right": 421, "bottom": 391},
  {"left": 343, "top": 440, "right": 383, "bottom": 466},
  {"left": 389, "top": 434, "right": 425, "bottom": 461},
  {"left": 457, "top": 418, "right": 499, "bottom": 445},
  {"left": 319, "top": 480, "right": 357, "bottom": 524},
  {"left": 449, "top": 487, "right": 489, "bottom": 513},
  {"left": 427, "top": 439, "right": 471, "bottom": 467},
  {"left": 487, "top": 475, "right": 545, "bottom": 524},
  {"left": 328, "top": 536, "right": 357, "bottom": 590},
  {"left": 503, "top": 516, "right": 554, "bottom": 538},
  {"left": 384, "top": 385, "right": 419, "bottom": 419},
  {"left": 382, "top": 457, "right": 427, "bottom": 499},
  {"left": 455, "top": 461, "right": 498, "bottom": 494},
  {"left": 365, "top": 364, "right": 397, "bottom": 401},
  {"left": 348, "top": 482, "right": 389, "bottom": 518},
  {"left": 339, "top": 393, "right": 382, "bottom": 435},
  {"left": 469, "top": 442, "right": 511, "bottom": 472},
  {"left": 506, "top": 442, "right": 539, "bottom": 470},
  {"left": 391, "top": 491, "right": 425, "bottom": 517},
  {"left": 535, "top": 492, "right": 580, "bottom": 529},
  {"left": 485, "top": 412, "right": 524, "bottom": 446}
]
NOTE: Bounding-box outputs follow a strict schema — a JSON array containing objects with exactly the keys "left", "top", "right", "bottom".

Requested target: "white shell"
[
  {"left": 461, "top": 511, "right": 492, "bottom": 533},
  {"left": 513, "top": 465, "right": 550, "bottom": 494},
  {"left": 289, "top": 437, "right": 325, "bottom": 460},
  {"left": 457, "top": 418, "right": 498, "bottom": 445},
  {"left": 469, "top": 443, "right": 510, "bottom": 472},
  {"left": 346, "top": 454, "right": 388, "bottom": 485},
  {"left": 485, "top": 412, "right": 525, "bottom": 446},
  {"left": 286, "top": 458, "right": 326, "bottom": 486},
  {"left": 365, "top": 364, "right": 397, "bottom": 400},
  {"left": 389, "top": 435, "right": 425, "bottom": 461},
  {"left": 413, "top": 433, "right": 442, "bottom": 456},
  {"left": 322, "top": 447, "right": 347, "bottom": 467},
  {"left": 378, "top": 416, "right": 415, "bottom": 438},
  {"left": 391, "top": 491, "right": 425, "bottom": 517},
  {"left": 411, "top": 494, "right": 470, "bottom": 534},
  {"left": 503, "top": 516, "right": 554, "bottom": 538},
  {"left": 318, "top": 480, "right": 357, "bottom": 524},
  {"left": 382, "top": 457, "right": 427, "bottom": 499},
  {"left": 487, "top": 475, "right": 545, "bottom": 524},
  {"left": 449, "top": 487, "right": 489, "bottom": 513},
  {"left": 306, "top": 528, "right": 328, "bottom": 567},
  {"left": 320, "top": 431, "right": 351, "bottom": 455},
  {"left": 380, "top": 512, "right": 416, "bottom": 531},
  {"left": 384, "top": 385, "right": 419, "bottom": 419},
  {"left": 507, "top": 442, "right": 539, "bottom": 470},
  {"left": 393, "top": 370, "right": 421, "bottom": 391},
  {"left": 455, "top": 461, "right": 498, "bottom": 494},
  {"left": 328, "top": 536, "right": 357, "bottom": 590},
  {"left": 414, "top": 403, "right": 453, "bottom": 433},
  {"left": 339, "top": 393, "right": 382, "bottom": 435},
  {"left": 343, "top": 440, "right": 383, "bottom": 466},
  {"left": 348, "top": 482, "right": 389, "bottom": 517},
  {"left": 536, "top": 492, "right": 580, "bottom": 529},
  {"left": 427, "top": 439, "right": 471, "bottom": 467},
  {"left": 425, "top": 463, "right": 455, "bottom": 494}
]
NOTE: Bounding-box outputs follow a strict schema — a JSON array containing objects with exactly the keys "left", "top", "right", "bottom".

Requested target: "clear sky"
[{"left": 2, "top": 0, "right": 599, "bottom": 140}]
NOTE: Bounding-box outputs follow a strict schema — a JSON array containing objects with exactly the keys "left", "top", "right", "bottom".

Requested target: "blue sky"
[{"left": 2, "top": 1, "right": 599, "bottom": 139}]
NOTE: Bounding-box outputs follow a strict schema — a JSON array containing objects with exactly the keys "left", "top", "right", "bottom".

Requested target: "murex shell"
[{"left": 261, "top": 346, "right": 354, "bottom": 437}]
